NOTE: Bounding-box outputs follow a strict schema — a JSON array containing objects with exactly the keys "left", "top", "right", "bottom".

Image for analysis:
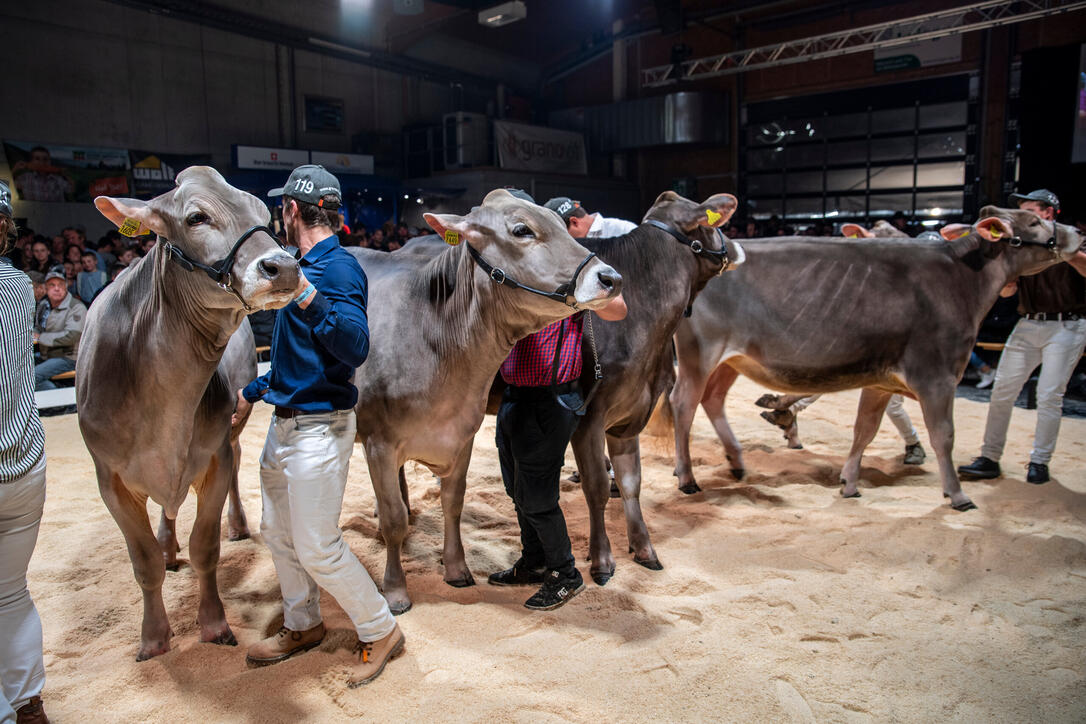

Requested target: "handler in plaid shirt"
[{"left": 489, "top": 299, "right": 626, "bottom": 610}]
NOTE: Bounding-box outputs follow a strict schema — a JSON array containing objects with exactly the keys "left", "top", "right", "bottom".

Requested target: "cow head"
[
  {"left": 95, "top": 167, "right": 299, "bottom": 311},
  {"left": 942, "top": 206, "right": 1083, "bottom": 276},
  {"left": 423, "top": 189, "right": 622, "bottom": 316},
  {"left": 643, "top": 191, "right": 745, "bottom": 277}
]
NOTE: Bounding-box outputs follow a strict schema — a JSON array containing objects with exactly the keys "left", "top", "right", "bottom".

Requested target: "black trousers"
[{"left": 495, "top": 385, "right": 580, "bottom": 575}]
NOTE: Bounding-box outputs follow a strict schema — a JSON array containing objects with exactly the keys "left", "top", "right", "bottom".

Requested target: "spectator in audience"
[
  {"left": 370, "top": 228, "right": 387, "bottom": 251},
  {"left": 49, "top": 236, "right": 66, "bottom": 260},
  {"left": 117, "top": 247, "right": 137, "bottom": 267},
  {"left": 744, "top": 220, "right": 759, "bottom": 238},
  {"left": 96, "top": 231, "right": 120, "bottom": 269},
  {"left": 138, "top": 235, "right": 156, "bottom": 256},
  {"left": 24, "top": 240, "right": 54, "bottom": 275},
  {"left": 543, "top": 197, "right": 637, "bottom": 238},
  {"left": 25, "top": 271, "right": 45, "bottom": 304},
  {"left": 62, "top": 261, "right": 78, "bottom": 296},
  {"left": 76, "top": 250, "right": 108, "bottom": 304},
  {"left": 1, "top": 227, "right": 31, "bottom": 268},
  {"left": 33, "top": 269, "right": 86, "bottom": 390},
  {"left": 64, "top": 243, "right": 83, "bottom": 267},
  {"left": 108, "top": 263, "right": 126, "bottom": 282}
]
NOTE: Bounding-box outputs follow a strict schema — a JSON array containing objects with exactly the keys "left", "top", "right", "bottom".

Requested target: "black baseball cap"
[
  {"left": 543, "top": 197, "right": 579, "bottom": 223},
  {"left": 269, "top": 164, "right": 341, "bottom": 210},
  {"left": 1009, "top": 188, "right": 1059, "bottom": 211},
  {"left": 0, "top": 179, "right": 12, "bottom": 218}
]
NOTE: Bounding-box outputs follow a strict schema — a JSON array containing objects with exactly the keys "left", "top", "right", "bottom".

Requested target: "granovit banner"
[{"left": 494, "top": 121, "right": 587, "bottom": 175}]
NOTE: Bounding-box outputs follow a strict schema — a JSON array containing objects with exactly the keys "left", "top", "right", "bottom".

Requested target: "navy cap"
[
  {"left": 543, "top": 197, "right": 579, "bottom": 223},
  {"left": 504, "top": 188, "right": 535, "bottom": 203},
  {"left": 0, "top": 179, "right": 12, "bottom": 218},
  {"left": 269, "top": 164, "right": 341, "bottom": 210},
  {"left": 1009, "top": 188, "right": 1059, "bottom": 211}
]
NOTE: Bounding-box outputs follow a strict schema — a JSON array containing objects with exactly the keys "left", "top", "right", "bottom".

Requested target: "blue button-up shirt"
[{"left": 242, "top": 235, "right": 368, "bottom": 411}]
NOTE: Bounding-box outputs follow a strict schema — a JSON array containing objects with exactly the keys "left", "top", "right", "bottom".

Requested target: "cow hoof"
[
  {"left": 609, "top": 482, "right": 621, "bottom": 498},
  {"left": 951, "top": 499, "right": 978, "bottom": 512},
  {"left": 228, "top": 530, "right": 251, "bottom": 542},
  {"left": 164, "top": 562, "right": 180, "bottom": 573},
  {"left": 591, "top": 569, "right": 614, "bottom": 586},
  {"left": 678, "top": 482, "right": 701, "bottom": 495},
  {"left": 136, "top": 635, "right": 172, "bottom": 661},
  {"left": 445, "top": 574, "right": 476, "bottom": 588},
  {"left": 731, "top": 468, "right": 745, "bottom": 480},
  {"left": 634, "top": 556, "right": 663, "bottom": 571},
  {"left": 203, "top": 628, "right": 238, "bottom": 647},
  {"left": 387, "top": 599, "right": 412, "bottom": 616},
  {"left": 840, "top": 487, "right": 861, "bottom": 499}
]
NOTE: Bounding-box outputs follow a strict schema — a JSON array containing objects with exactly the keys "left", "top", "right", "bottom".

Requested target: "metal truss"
[{"left": 641, "top": 0, "right": 1086, "bottom": 87}]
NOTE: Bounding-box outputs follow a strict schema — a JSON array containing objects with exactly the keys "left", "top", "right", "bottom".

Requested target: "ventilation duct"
[{"left": 549, "top": 91, "right": 727, "bottom": 153}]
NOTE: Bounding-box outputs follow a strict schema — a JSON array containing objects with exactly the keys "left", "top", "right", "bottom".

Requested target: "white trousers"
[
  {"left": 981, "top": 318, "right": 1086, "bottom": 465},
  {"left": 789, "top": 394, "right": 918, "bottom": 445},
  {"left": 259, "top": 410, "right": 395, "bottom": 642},
  {"left": 0, "top": 455, "right": 46, "bottom": 723}
]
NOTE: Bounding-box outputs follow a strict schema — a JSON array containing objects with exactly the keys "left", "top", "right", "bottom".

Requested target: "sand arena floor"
[{"left": 28, "top": 377, "right": 1086, "bottom": 722}]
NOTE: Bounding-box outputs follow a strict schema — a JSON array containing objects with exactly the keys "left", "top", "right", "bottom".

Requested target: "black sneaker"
[
  {"left": 524, "top": 569, "right": 585, "bottom": 611},
  {"left": 487, "top": 558, "right": 546, "bottom": 587},
  {"left": 957, "top": 456, "right": 1001, "bottom": 479},
  {"left": 1026, "top": 462, "right": 1049, "bottom": 485}
]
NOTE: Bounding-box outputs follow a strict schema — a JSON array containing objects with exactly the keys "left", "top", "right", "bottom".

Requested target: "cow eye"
[
  {"left": 186, "top": 212, "right": 209, "bottom": 226},
  {"left": 512, "top": 223, "right": 534, "bottom": 238}
]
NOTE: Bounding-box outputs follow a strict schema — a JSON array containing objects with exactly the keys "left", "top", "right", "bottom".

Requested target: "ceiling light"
[{"left": 478, "top": 1, "right": 526, "bottom": 27}]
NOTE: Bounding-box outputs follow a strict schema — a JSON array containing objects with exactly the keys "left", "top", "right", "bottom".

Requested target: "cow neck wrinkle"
[{"left": 147, "top": 242, "right": 242, "bottom": 364}]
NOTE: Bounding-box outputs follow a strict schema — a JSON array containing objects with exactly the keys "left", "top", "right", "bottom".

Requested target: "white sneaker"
[{"left": 976, "top": 369, "right": 996, "bottom": 389}]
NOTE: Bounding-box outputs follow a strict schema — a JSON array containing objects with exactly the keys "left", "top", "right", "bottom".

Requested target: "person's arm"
[
  {"left": 295, "top": 261, "right": 370, "bottom": 368},
  {"left": 37, "top": 301, "right": 85, "bottom": 347},
  {"left": 596, "top": 293, "right": 628, "bottom": 321},
  {"left": 1068, "top": 250, "right": 1086, "bottom": 277}
]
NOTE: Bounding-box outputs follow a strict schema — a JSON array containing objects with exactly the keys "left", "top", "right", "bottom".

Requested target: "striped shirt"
[
  {"left": 500, "top": 313, "right": 584, "bottom": 387},
  {"left": 0, "top": 258, "right": 46, "bottom": 483}
]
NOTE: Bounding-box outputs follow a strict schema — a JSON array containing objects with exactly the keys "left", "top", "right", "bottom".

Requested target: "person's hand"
[
  {"left": 597, "top": 293, "right": 628, "bottom": 321},
  {"left": 31, "top": 332, "right": 39, "bottom": 344},
  {"left": 232, "top": 388, "right": 251, "bottom": 426},
  {"left": 293, "top": 270, "right": 316, "bottom": 309}
]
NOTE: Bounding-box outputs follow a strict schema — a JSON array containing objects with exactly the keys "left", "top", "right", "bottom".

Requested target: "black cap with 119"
[{"left": 269, "top": 164, "right": 341, "bottom": 210}]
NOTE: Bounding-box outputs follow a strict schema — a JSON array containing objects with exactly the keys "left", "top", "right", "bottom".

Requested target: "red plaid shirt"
[{"left": 500, "top": 313, "right": 584, "bottom": 387}]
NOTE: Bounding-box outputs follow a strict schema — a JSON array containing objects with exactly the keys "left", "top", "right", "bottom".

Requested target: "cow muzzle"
[{"left": 162, "top": 225, "right": 288, "bottom": 311}]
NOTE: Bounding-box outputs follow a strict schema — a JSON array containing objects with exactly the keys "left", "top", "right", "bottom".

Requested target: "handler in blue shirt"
[{"left": 235, "top": 165, "right": 404, "bottom": 687}]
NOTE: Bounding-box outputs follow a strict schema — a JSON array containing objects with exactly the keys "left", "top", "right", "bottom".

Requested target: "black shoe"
[
  {"left": 524, "top": 569, "right": 585, "bottom": 611},
  {"left": 488, "top": 558, "right": 546, "bottom": 587},
  {"left": 903, "top": 443, "right": 926, "bottom": 465},
  {"left": 1026, "top": 462, "right": 1049, "bottom": 485},
  {"left": 957, "top": 456, "right": 1001, "bottom": 479}
]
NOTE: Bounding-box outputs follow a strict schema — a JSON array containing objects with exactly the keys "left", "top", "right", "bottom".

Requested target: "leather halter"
[
  {"left": 1005, "top": 219, "right": 1061, "bottom": 259},
  {"left": 161, "top": 224, "right": 282, "bottom": 311},
  {"left": 465, "top": 243, "right": 598, "bottom": 310},
  {"left": 644, "top": 219, "right": 733, "bottom": 274}
]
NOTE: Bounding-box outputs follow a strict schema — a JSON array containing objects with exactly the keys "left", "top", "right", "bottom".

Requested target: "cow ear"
[
  {"left": 95, "top": 196, "right": 167, "bottom": 238},
  {"left": 424, "top": 212, "right": 479, "bottom": 246},
  {"left": 841, "top": 223, "right": 873, "bottom": 238},
  {"left": 973, "top": 217, "right": 1013, "bottom": 242},
  {"left": 939, "top": 223, "right": 973, "bottom": 240},
  {"left": 696, "top": 193, "right": 738, "bottom": 228}
]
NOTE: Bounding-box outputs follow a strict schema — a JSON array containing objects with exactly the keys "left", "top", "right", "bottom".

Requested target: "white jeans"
[
  {"left": 789, "top": 394, "right": 918, "bottom": 445},
  {"left": 981, "top": 318, "right": 1086, "bottom": 465},
  {"left": 259, "top": 410, "right": 395, "bottom": 642},
  {"left": 0, "top": 455, "right": 46, "bottom": 723}
]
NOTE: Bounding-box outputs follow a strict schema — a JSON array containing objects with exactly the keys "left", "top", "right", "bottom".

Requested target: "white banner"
[
  {"left": 494, "top": 121, "right": 587, "bottom": 175},
  {"left": 234, "top": 145, "right": 310, "bottom": 170},
  {"left": 309, "top": 151, "right": 374, "bottom": 175}
]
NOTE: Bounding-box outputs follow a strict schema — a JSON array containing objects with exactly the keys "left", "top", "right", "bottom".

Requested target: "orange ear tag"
[
  {"left": 444, "top": 230, "right": 460, "bottom": 246},
  {"left": 118, "top": 218, "right": 141, "bottom": 237},
  {"left": 706, "top": 208, "right": 721, "bottom": 225}
]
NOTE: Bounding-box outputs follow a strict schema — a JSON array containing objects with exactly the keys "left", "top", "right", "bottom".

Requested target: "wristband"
[{"left": 294, "top": 284, "right": 316, "bottom": 305}]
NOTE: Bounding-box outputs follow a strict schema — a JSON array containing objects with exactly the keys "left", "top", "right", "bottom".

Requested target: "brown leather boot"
[
  {"left": 245, "top": 623, "right": 325, "bottom": 667},
  {"left": 347, "top": 624, "right": 405, "bottom": 687},
  {"left": 16, "top": 696, "right": 49, "bottom": 724}
]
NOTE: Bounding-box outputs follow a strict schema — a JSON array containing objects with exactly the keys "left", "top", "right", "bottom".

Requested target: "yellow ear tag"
[
  {"left": 705, "top": 208, "right": 721, "bottom": 225},
  {"left": 118, "top": 217, "right": 142, "bottom": 237},
  {"left": 989, "top": 227, "right": 1002, "bottom": 239},
  {"left": 847, "top": 234, "right": 858, "bottom": 238},
  {"left": 444, "top": 230, "right": 460, "bottom": 246}
]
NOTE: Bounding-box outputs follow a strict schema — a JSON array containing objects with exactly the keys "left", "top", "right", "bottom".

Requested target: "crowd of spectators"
[{"left": 333, "top": 218, "right": 422, "bottom": 252}]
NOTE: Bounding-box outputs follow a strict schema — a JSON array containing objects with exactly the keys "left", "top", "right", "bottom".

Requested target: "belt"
[
  {"left": 1024, "top": 312, "right": 1082, "bottom": 322},
  {"left": 274, "top": 406, "right": 305, "bottom": 419}
]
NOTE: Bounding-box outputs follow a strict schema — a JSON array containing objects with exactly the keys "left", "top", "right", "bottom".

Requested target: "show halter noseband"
[
  {"left": 161, "top": 224, "right": 282, "bottom": 311},
  {"left": 465, "top": 242, "right": 598, "bottom": 310},
  {"left": 1002, "top": 219, "right": 1061, "bottom": 259}
]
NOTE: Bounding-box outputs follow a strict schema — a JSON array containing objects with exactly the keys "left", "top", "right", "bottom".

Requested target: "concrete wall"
[{"left": 0, "top": 0, "right": 453, "bottom": 238}]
